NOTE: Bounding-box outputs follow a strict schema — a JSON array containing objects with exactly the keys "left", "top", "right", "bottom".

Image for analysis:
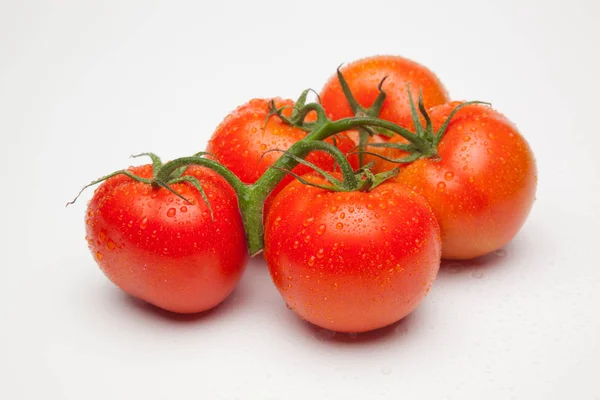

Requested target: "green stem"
[{"left": 156, "top": 156, "right": 246, "bottom": 195}]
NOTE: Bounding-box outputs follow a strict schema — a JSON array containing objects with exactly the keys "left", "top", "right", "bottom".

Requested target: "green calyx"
[
  {"left": 66, "top": 152, "right": 246, "bottom": 221},
  {"left": 334, "top": 68, "right": 490, "bottom": 165}
]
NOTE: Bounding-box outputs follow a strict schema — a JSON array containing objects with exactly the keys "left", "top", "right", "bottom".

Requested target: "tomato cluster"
[{"left": 72, "top": 55, "right": 537, "bottom": 333}]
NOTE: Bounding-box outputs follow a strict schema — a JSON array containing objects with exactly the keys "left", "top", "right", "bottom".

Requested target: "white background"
[{"left": 1, "top": 1, "right": 599, "bottom": 399}]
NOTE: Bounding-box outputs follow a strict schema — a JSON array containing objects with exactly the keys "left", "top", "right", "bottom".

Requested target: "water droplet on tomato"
[
  {"left": 307, "top": 256, "right": 316, "bottom": 266},
  {"left": 444, "top": 171, "right": 454, "bottom": 181},
  {"left": 336, "top": 222, "right": 344, "bottom": 230},
  {"left": 316, "top": 224, "right": 326, "bottom": 235},
  {"left": 316, "top": 248, "right": 325, "bottom": 259},
  {"left": 437, "top": 182, "right": 446, "bottom": 192},
  {"left": 463, "top": 135, "right": 471, "bottom": 142},
  {"left": 488, "top": 132, "right": 496, "bottom": 140},
  {"left": 96, "top": 251, "right": 103, "bottom": 260},
  {"left": 339, "top": 212, "right": 345, "bottom": 219},
  {"left": 381, "top": 226, "right": 388, "bottom": 232},
  {"left": 303, "top": 217, "right": 315, "bottom": 226},
  {"left": 180, "top": 206, "right": 187, "bottom": 213},
  {"left": 106, "top": 240, "right": 115, "bottom": 251},
  {"left": 367, "top": 204, "right": 374, "bottom": 210},
  {"left": 167, "top": 208, "right": 176, "bottom": 217},
  {"left": 140, "top": 216, "right": 148, "bottom": 229},
  {"left": 304, "top": 235, "right": 312, "bottom": 243},
  {"left": 259, "top": 143, "right": 267, "bottom": 151},
  {"left": 274, "top": 216, "right": 281, "bottom": 226},
  {"left": 293, "top": 240, "right": 299, "bottom": 249},
  {"left": 468, "top": 176, "right": 474, "bottom": 183},
  {"left": 329, "top": 206, "right": 338, "bottom": 213}
]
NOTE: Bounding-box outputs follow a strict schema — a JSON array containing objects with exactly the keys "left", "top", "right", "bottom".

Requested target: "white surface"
[{"left": 1, "top": 1, "right": 599, "bottom": 399}]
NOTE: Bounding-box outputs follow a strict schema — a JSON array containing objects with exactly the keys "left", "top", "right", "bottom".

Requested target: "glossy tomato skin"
[
  {"left": 207, "top": 98, "right": 358, "bottom": 209},
  {"left": 85, "top": 165, "right": 248, "bottom": 314},
  {"left": 320, "top": 55, "right": 449, "bottom": 130},
  {"left": 396, "top": 103, "right": 537, "bottom": 260},
  {"left": 264, "top": 174, "right": 441, "bottom": 333}
]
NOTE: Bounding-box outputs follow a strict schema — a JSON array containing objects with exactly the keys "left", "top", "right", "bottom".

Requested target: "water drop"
[
  {"left": 274, "top": 216, "right": 281, "bottom": 226},
  {"left": 463, "top": 135, "right": 471, "bottom": 142},
  {"left": 444, "top": 171, "right": 454, "bottom": 181},
  {"left": 437, "top": 182, "right": 446, "bottom": 192},
  {"left": 471, "top": 270, "right": 484, "bottom": 279},
  {"left": 293, "top": 240, "right": 299, "bottom": 249},
  {"left": 303, "top": 217, "right": 315, "bottom": 226},
  {"left": 329, "top": 206, "right": 338, "bottom": 213},
  {"left": 259, "top": 143, "right": 267, "bottom": 151},
  {"left": 316, "top": 224, "right": 326, "bottom": 235},
  {"left": 304, "top": 235, "right": 312, "bottom": 243},
  {"left": 106, "top": 240, "right": 115, "bottom": 251},
  {"left": 167, "top": 208, "right": 176, "bottom": 217},
  {"left": 339, "top": 212, "right": 345, "bottom": 219},
  {"left": 140, "top": 216, "right": 148, "bottom": 229},
  {"left": 336, "top": 222, "right": 344, "bottom": 230},
  {"left": 315, "top": 329, "right": 336, "bottom": 341},
  {"left": 316, "top": 248, "right": 325, "bottom": 259},
  {"left": 180, "top": 206, "right": 188, "bottom": 213},
  {"left": 96, "top": 251, "right": 103, "bottom": 260},
  {"left": 307, "top": 256, "right": 316, "bottom": 266}
]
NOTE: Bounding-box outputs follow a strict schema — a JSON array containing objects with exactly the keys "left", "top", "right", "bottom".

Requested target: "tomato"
[
  {"left": 85, "top": 165, "right": 248, "bottom": 313},
  {"left": 207, "top": 98, "right": 358, "bottom": 210},
  {"left": 264, "top": 173, "right": 441, "bottom": 333},
  {"left": 320, "top": 55, "right": 450, "bottom": 130},
  {"left": 395, "top": 102, "right": 537, "bottom": 260}
]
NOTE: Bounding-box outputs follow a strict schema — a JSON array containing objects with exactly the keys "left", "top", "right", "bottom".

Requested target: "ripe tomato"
[
  {"left": 85, "top": 165, "right": 248, "bottom": 313},
  {"left": 320, "top": 55, "right": 449, "bottom": 130},
  {"left": 207, "top": 98, "right": 358, "bottom": 209},
  {"left": 396, "top": 102, "right": 537, "bottom": 260},
  {"left": 264, "top": 173, "right": 441, "bottom": 333}
]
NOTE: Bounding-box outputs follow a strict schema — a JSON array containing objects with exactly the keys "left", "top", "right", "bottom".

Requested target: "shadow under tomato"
[
  {"left": 119, "top": 284, "right": 247, "bottom": 324},
  {"left": 291, "top": 309, "right": 419, "bottom": 346},
  {"left": 437, "top": 242, "right": 519, "bottom": 279}
]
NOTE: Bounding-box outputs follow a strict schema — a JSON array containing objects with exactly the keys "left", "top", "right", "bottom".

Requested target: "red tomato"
[
  {"left": 396, "top": 102, "right": 537, "bottom": 260},
  {"left": 85, "top": 165, "right": 248, "bottom": 313},
  {"left": 207, "top": 98, "right": 358, "bottom": 209},
  {"left": 264, "top": 173, "right": 441, "bottom": 333},
  {"left": 320, "top": 55, "right": 449, "bottom": 130}
]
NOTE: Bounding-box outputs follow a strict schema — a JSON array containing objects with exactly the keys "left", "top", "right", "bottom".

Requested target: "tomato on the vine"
[
  {"left": 207, "top": 98, "right": 358, "bottom": 209},
  {"left": 264, "top": 173, "right": 441, "bottom": 333},
  {"left": 85, "top": 164, "right": 248, "bottom": 313},
  {"left": 395, "top": 102, "right": 537, "bottom": 260},
  {"left": 320, "top": 55, "right": 450, "bottom": 131}
]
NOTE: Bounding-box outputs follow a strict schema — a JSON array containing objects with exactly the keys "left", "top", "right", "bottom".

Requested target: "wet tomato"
[
  {"left": 264, "top": 173, "right": 441, "bottom": 332},
  {"left": 85, "top": 165, "right": 248, "bottom": 313}
]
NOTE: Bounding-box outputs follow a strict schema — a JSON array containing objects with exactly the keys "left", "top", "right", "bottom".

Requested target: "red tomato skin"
[
  {"left": 320, "top": 55, "right": 450, "bottom": 130},
  {"left": 264, "top": 174, "right": 441, "bottom": 333},
  {"left": 396, "top": 103, "right": 537, "bottom": 260},
  {"left": 206, "top": 98, "right": 358, "bottom": 210},
  {"left": 85, "top": 165, "right": 248, "bottom": 314}
]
